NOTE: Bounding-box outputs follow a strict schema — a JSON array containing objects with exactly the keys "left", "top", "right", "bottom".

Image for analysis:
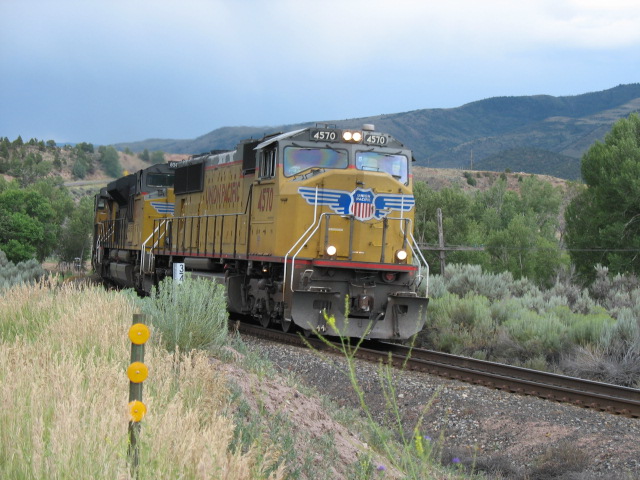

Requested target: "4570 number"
[
  {"left": 311, "top": 129, "right": 337, "bottom": 141},
  {"left": 257, "top": 187, "right": 273, "bottom": 212},
  {"left": 365, "top": 134, "right": 387, "bottom": 145}
]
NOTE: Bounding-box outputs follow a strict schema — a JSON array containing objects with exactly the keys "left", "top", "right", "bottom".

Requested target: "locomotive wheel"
[{"left": 259, "top": 313, "right": 270, "bottom": 328}]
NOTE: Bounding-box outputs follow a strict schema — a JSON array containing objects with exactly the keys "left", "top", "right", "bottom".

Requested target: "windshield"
[
  {"left": 147, "top": 173, "right": 174, "bottom": 187},
  {"left": 283, "top": 147, "right": 348, "bottom": 176},
  {"left": 356, "top": 151, "right": 408, "bottom": 184}
]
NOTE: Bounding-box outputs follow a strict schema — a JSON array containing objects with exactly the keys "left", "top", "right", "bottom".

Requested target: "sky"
[{"left": 1, "top": 0, "right": 639, "bottom": 146}]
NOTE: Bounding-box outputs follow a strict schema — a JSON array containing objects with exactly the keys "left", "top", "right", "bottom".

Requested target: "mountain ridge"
[{"left": 113, "top": 83, "right": 640, "bottom": 180}]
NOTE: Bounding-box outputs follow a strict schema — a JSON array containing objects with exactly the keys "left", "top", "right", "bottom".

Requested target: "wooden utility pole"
[
  {"left": 437, "top": 208, "right": 446, "bottom": 275},
  {"left": 418, "top": 208, "right": 486, "bottom": 276}
]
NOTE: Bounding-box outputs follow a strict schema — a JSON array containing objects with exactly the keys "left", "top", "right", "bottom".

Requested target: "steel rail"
[{"left": 235, "top": 321, "right": 640, "bottom": 418}]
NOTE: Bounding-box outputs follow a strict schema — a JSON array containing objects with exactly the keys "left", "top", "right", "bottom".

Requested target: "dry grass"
[{"left": 0, "top": 280, "right": 284, "bottom": 479}]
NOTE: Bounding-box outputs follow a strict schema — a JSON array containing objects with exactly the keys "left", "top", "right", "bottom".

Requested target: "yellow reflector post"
[
  {"left": 128, "top": 323, "right": 150, "bottom": 345},
  {"left": 127, "top": 361, "right": 149, "bottom": 383},
  {"left": 129, "top": 400, "right": 147, "bottom": 422}
]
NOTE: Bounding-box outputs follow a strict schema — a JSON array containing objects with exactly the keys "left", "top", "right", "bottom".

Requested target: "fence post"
[{"left": 127, "top": 313, "right": 150, "bottom": 476}]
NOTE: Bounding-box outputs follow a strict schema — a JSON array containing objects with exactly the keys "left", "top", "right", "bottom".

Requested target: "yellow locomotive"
[
  {"left": 93, "top": 125, "right": 429, "bottom": 339},
  {"left": 92, "top": 163, "right": 175, "bottom": 292}
]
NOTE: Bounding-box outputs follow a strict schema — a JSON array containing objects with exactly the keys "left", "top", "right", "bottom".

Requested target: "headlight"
[
  {"left": 326, "top": 245, "right": 337, "bottom": 257},
  {"left": 342, "top": 131, "right": 363, "bottom": 143},
  {"left": 395, "top": 249, "right": 408, "bottom": 262}
]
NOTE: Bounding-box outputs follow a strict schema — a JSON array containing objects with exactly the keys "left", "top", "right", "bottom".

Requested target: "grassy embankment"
[
  {"left": 0, "top": 278, "right": 475, "bottom": 479},
  {"left": 0, "top": 280, "right": 284, "bottom": 479}
]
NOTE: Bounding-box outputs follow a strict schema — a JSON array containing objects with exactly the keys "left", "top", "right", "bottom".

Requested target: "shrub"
[
  {"left": 138, "top": 275, "right": 229, "bottom": 353},
  {"left": 440, "top": 264, "right": 513, "bottom": 301},
  {"left": 0, "top": 249, "right": 45, "bottom": 291},
  {"left": 545, "top": 271, "right": 596, "bottom": 314},
  {"left": 463, "top": 171, "right": 476, "bottom": 186},
  {"left": 502, "top": 311, "right": 567, "bottom": 363},
  {"left": 553, "top": 305, "right": 614, "bottom": 346},
  {"left": 588, "top": 264, "right": 640, "bottom": 315},
  {"left": 420, "top": 292, "right": 496, "bottom": 355},
  {"left": 529, "top": 440, "right": 590, "bottom": 478},
  {"left": 503, "top": 310, "right": 567, "bottom": 362},
  {"left": 425, "top": 263, "right": 640, "bottom": 381},
  {"left": 561, "top": 308, "right": 640, "bottom": 386}
]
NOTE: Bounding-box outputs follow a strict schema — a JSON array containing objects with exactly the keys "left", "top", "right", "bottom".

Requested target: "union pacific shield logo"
[
  {"left": 351, "top": 188, "right": 375, "bottom": 221},
  {"left": 298, "top": 187, "right": 415, "bottom": 221}
]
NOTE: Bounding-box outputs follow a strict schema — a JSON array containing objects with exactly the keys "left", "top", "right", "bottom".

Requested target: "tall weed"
[{"left": 309, "top": 310, "right": 472, "bottom": 479}]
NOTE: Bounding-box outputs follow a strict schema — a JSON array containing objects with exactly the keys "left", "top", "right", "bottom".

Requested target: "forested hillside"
[
  {"left": 114, "top": 83, "right": 640, "bottom": 180},
  {"left": 0, "top": 137, "right": 184, "bottom": 265}
]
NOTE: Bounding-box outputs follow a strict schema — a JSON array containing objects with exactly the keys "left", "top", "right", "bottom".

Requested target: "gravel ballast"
[{"left": 242, "top": 335, "right": 640, "bottom": 479}]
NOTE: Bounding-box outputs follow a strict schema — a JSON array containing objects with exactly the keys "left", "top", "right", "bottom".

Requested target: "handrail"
[
  {"left": 155, "top": 211, "right": 245, "bottom": 257},
  {"left": 283, "top": 187, "right": 319, "bottom": 299},
  {"left": 289, "top": 212, "right": 330, "bottom": 292},
  {"left": 394, "top": 214, "right": 430, "bottom": 297},
  {"left": 140, "top": 219, "right": 167, "bottom": 274}
]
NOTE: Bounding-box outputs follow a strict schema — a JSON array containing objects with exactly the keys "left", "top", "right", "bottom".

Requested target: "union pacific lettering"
[{"left": 206, "top": 181, "right": 241, "bottom": 206}]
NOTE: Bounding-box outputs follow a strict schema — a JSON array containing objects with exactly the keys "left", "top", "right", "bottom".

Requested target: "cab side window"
[{"left": 258, "top": 146, "right": 276, "bottom": 179}]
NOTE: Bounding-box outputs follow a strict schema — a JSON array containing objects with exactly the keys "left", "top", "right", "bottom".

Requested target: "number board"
[
  {"left": 363, "top": 133, "right": 388, "bottom": 146},
  {"left": 309, "top": 129, "right": 339, "bottom": 142}
]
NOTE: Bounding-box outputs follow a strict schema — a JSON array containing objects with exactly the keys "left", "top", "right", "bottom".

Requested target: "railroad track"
[{"left": 235, "top": 321, "right": 640, "bottom": 418}]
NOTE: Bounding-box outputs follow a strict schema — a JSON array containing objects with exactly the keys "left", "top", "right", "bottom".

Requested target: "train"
[{"left": 92, "top": 124, "right": 429, "bottom": 339}]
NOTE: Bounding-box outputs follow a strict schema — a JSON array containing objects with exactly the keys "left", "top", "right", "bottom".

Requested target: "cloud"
[{"left": 1, "top": 0, "right": 639, "bottom": 143}]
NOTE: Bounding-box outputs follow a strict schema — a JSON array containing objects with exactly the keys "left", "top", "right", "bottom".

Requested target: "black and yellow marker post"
[{"left": 127, "top": 313, "right": 150, "bottom": 476}]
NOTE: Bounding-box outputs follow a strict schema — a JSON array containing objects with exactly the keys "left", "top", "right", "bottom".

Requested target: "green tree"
[
  {"left": 98, "top": 145, "right": 123, "bottom": 177},
  {"left": 0, "top": 188, "right": 56, "bottom": 262},
  {"left": 57, "top": 196, "right": 94, "bottom": 262},
  {"left": 18, "top": 152, "right": 52, "bottom": 186},
  {"left": 139, "top": 148, "right": 150, "bottom": 162},
  {"left": 53, "top": 152, "right": 62, "bottom": 170},
  {"left": 565, "top": 113, "right": 640, "bottom": 280},
  {"left": 71, "top": 150, "right": 94, "bottom": 179},
  {"left": 485, "top": 214, "right": 565, "bottom": 285},
  {"left": 150, "top": 150, "right": 165, "bottom": 165},
  {"left": 415, "top": 176, "right": 566, "bottom": 285},
  {"left": 414, "top": 182, "right": 486, "bottom": 268},
  {"left": 75, "top": 142, "right": 94, "bottom": 154},
  {"left": 31, "top": 177, "right": 74, "bottom": 229},
  {"left": 0, "top": 139, "right": 9, "bottom": 160}
]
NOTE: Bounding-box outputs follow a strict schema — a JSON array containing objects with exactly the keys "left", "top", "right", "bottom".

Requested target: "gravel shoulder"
[{"left": 242, "top": 335, "right": 640, "bottom": 480}]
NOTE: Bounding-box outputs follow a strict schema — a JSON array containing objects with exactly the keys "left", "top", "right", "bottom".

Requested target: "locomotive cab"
[{"left": 259, "top": 125, "right": 429, "bottom": 338}]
